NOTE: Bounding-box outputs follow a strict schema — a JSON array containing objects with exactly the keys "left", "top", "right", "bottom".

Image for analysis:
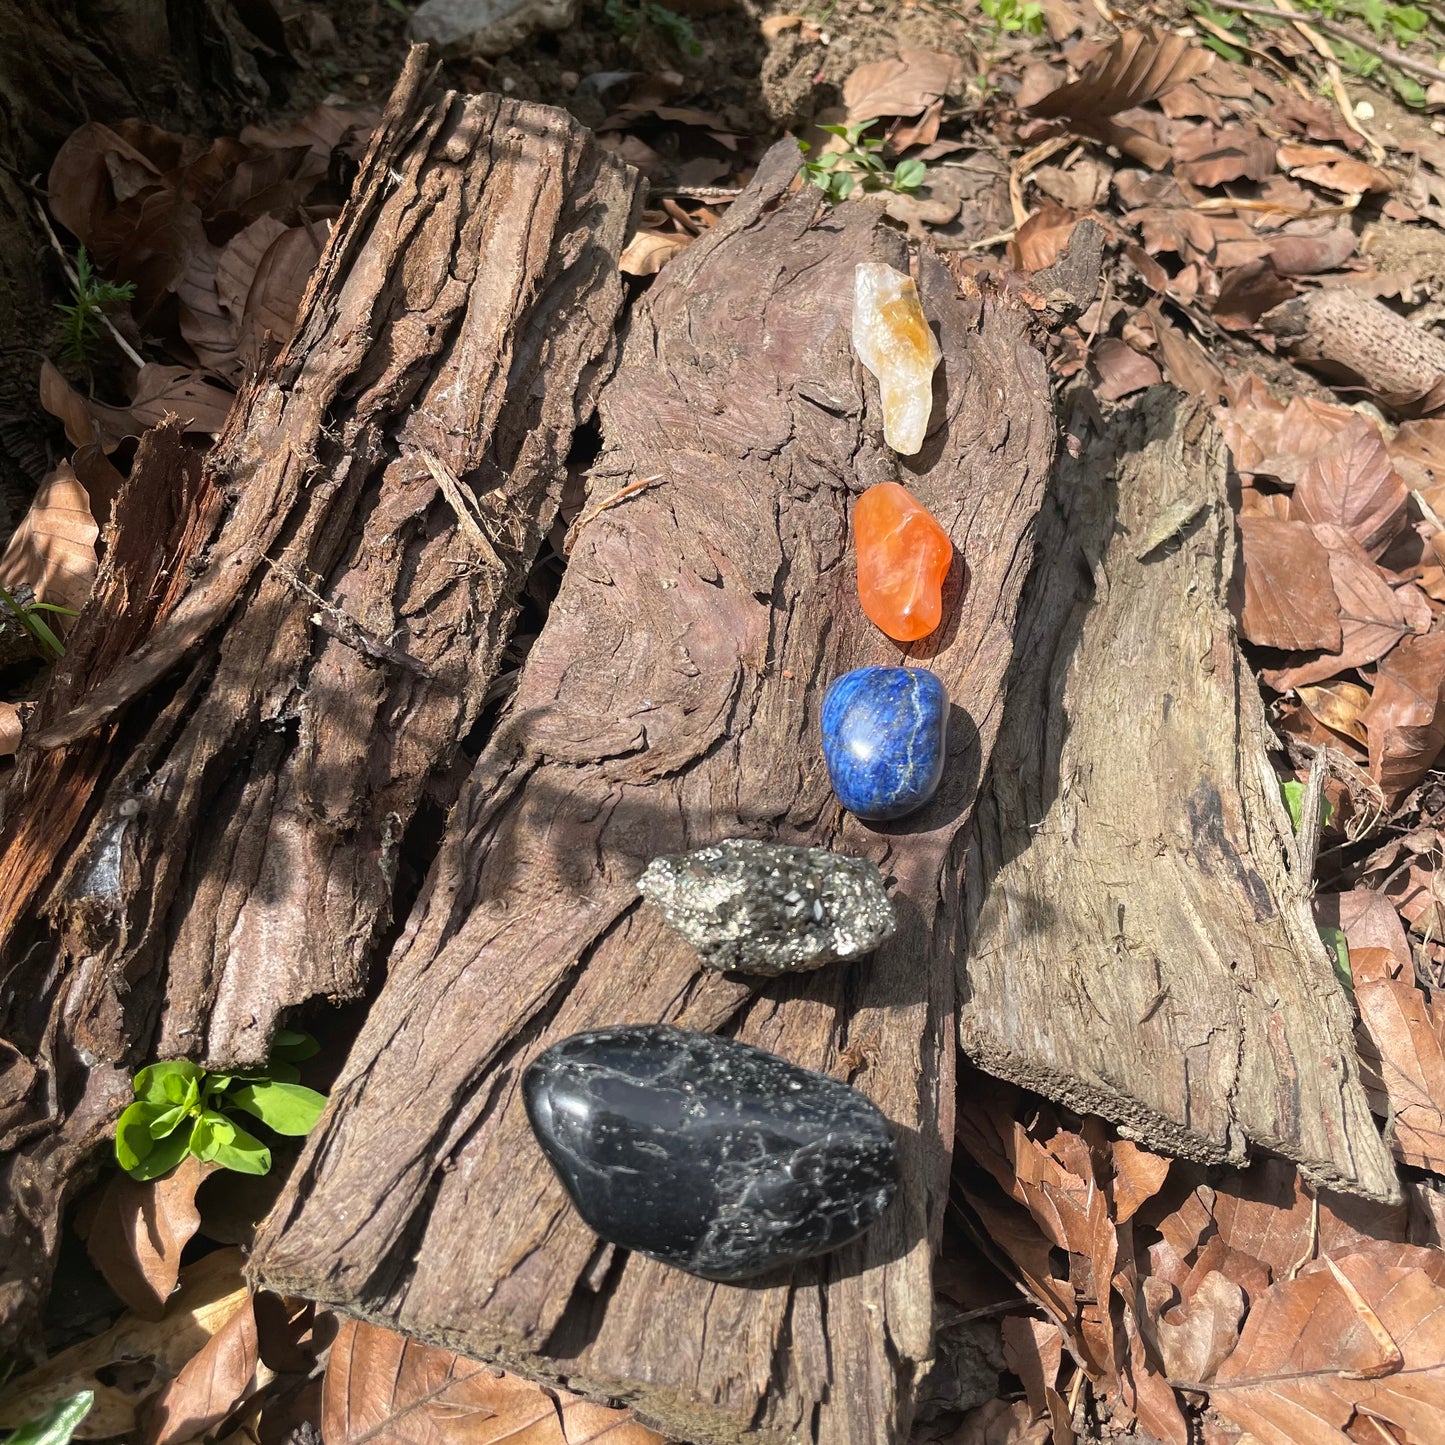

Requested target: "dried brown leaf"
[
  {"left": 0, "top": 701, "right": 24, "bottom": 757},
  {"left": 1008, "top": 203, "right": 1078, "bottom": 272},
  {"left": 239, "top": 102, "right": 380, "bottom": 162},
  {"left": 1211, "top": 261, "right": 1294, "bottom": 333},
  {"left": 322, "top": 1320, "right": 663, "bottom": 1445},
  {"left": 1028, "top": 29, "right": 1215, "bottom": 123},
  {"left": 1262, "top": 524, "right": 1412, "bottom": 691},
  {"left": 1267, "top": 225, "right": 1357, "bottom": 276},
  {"left": 1091, "top": 338, "right": 1161, "bottom": 401},
  {"left": 1152, "top": 1271, "right": 1245, "bottom": 1386},
  {"left": 1218, "top": 389, "right": 1359, "bottom": 486},
  {"left": 1032, "top": 158, "right": 1111, "bottom": 212},
  {"left": 1213, "top": 1246, "right": 1445, "bottom": 1439},
  {"left": 1297, "top": 680, "right": 1371, "bottom": 747},
  {"left": 1001, "top": 1317, "right": 1063, "bottom": 1421},
  {"left": 77, "top": 1155, "right": 211, "bottom": 1320},
  {"left": 1352, "top": 936, "right": 1445, "bottom": 1173},
  {"left": 142, "top": 1294, "right": 265, "bottom": 1445},
  {"left": 0, "top": 461, "right": 99, "bottom": 612},
  {"left": 40, "top": 361, "right": 233, "bottom": 449},
  {"left": 620, "top": 229, "right": 691, "bottom": 277},
  {"left": 1279, "top": 144, "right": 1393, "bottom": 196},
  {"left": 1111, "top": 1139, "right": 1171, "bottom": 1222},
  {"left": 890, "top": 97, "right": 943, "bottom": 151},
  {"left": 216, "top": 216, "right": 290, "bottom": 322},
  {"left": 842, "top": 49, "right": 962, "bottom": 122},
  {"left": 0, "top": 1248, "right": 249, "bottom": 1438},
  {"left": 1174, "top": 123, "right": 1275, "bottom": 187},
  {"left": 241, "top": 227, "right": 321, "bottom": 350},
  {"left": 1289, "top": 419, "right": 1408, "bottom": 558},
  {"left": 1235, "top": 515, "right": 1341, "bottom": 651},
  {"left": 955, "top": 1399, "right": 1051, "bottom": 1444},
  {"left": 1361, "top": 632, "right": 1445, "bottom": 805}
]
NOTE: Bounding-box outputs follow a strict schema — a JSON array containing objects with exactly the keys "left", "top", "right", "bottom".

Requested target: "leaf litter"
[{"left": 15, "top": 5, "right": 1445, "bottom": 1445}]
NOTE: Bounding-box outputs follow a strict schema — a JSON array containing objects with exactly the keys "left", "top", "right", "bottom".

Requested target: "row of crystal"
[{"left": 523, "top": 260, "right": 955, "bottom": 1285}]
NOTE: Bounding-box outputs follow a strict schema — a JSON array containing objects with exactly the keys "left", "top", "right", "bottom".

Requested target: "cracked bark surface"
[
  {"left": 251, "top": 143, "right": 1059, "bottom": 1445},
  {"left": 960, "top": 387, "right": 1398, "bottom": 1204},
  {"left": 0, "top": 53, "right": 640, "bottom": 1351}
]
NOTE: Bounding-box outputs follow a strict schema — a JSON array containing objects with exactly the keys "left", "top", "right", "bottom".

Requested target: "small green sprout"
[
  {"left": 981, "top": 0, "right": 1044, "bottom": 33},
  {"left": 603, "top": 0, "right": 703, "bottom": 56},
  {"left": 0, "top": 586, "right": 77, "bottom": 663},
  {"left": 2, "top": 1390, "right": 94, "bottom": 1445},
  {"left": 798, "top": 120, "right": 929, "bottom": 203},
  {"left": 55, "top": 247, "right": 136, "bottom": 367},
  {"left": 115, "top": 1030, "right": 327, "bottom": 1181}
]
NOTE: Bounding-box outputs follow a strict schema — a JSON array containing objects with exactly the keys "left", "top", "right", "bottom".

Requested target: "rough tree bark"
[
  {"left": 250, "top": 144, "right": 1059, "bottom": 1445},
  {"left": 0, "top": 53, "right": 639, "bottom": 1352},
  {"left": 961, "top": 387, "right": 1398, "bottom": 1203}
]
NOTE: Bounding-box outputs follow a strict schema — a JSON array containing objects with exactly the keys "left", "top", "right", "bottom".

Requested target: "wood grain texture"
[
  {"left": 960, "top": 388, "right": 1399, "bottom": 1204},
  {"left": 252, "top": 143, "right": 1059, "bottom": 1445},
  {"left": 0, "top": 56, "right": 639, "bottom": 1351}
]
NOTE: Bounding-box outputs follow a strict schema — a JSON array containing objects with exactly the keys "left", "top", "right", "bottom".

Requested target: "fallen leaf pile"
[
  {"left": 0, "top": 1215, "right": 662, "bottom": 1445},
  {"left": 936, "top": 1077, "right": 1445, "bottom": 1444}
]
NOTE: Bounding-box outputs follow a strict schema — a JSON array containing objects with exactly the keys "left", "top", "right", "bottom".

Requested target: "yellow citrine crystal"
[{"left": 852, "top": 262, "right": 942, "bottom": 456}]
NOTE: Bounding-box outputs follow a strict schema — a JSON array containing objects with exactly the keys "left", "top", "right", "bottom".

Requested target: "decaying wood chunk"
[
  {"left": 961, "top": 388, "right": 1398, "bottom": 1203},
  {"left": 252, "top": 144, "right": 1059, "bottom": 1445},
  {"left": 0, "top": 52, "right": 640, "bottom": 1351},
  {"left": 1262, "top": 289, "right": 1445, "bottom": 411}
]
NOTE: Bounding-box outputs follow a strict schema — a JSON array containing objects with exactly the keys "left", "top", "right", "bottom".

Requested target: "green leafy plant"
[
  {"left": 603, "top": 0, "right": 703, "bottom": 55},
  {"left": 981, "top": 0, "right": 1044, "bottom": 33},
  {"left": 2, "top": 1391, "right": 93, "bottom": 1445},
  {"left": 798, "top": 120, "right": 929, "bottom": 203},
  {"left": 115, "top": 1030, "right": 327, "bottom": 1181},
  {"left": 55, "top": 247, "right": 136, "bottom": 367},
  {"left": 1280, "top": 776, "right": 1334, "bottom": 833},
  {"left": 0, "top": 586, "right": 77, "bottom": 662}
]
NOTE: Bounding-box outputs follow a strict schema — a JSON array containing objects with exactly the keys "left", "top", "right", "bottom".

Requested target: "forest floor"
[{"left": 6, "top": 0, "right": 1445, "bottom": 1442}]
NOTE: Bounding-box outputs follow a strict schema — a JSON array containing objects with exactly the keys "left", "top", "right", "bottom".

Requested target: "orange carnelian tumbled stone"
[{"left": 853, "top": 482, "right": 953, "bottom": 642}]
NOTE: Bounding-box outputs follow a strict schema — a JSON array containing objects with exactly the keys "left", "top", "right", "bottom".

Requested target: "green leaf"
[
  {"left": 148, "top": 1101, "right": 193, "bottom": 1139},
  {"left": 188, "top": 1109, "right": 237, "bottom": 1162},
  {"left": 1388, "top": 66, "right": 1429, "bottom": 106},
  {"left": 228, "top": 1081, "right": 328, "bottom": 1136},
  {"left": 115, "top": 1101, "right": 162, "bottom": 1171},
  {"left": 126, "top": 1122, "right": 194, "bottom": 1181},
  {"left": 893, "top": 159, "right": 927, "bottom": 191},
  {"left": 210, "top": 1120, "right": 272, "bottom": 1176},
  {"left": 1200, "top": 31, "right": 1246, "bottom": 61},
  {"left": 1318, "top": 922, "right": 1353, "bottom": 993},
  {"left": 819, "top": 123, "right": 849, "bottom": 137},
  {"left": 134, "top": 1060, "right": 204, "bottom": 1106},
  {"left": 4, "top": 1390, "right": 95, "bottom": 1445},
  {"left": 1280, "top": 779, "right": 1306, "bottom": 832},
  {"left": 833, "top": 172, "right": 858, "bottom": 201}
]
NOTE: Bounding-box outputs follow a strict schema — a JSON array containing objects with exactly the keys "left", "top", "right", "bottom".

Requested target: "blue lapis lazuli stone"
[{"left": 821, "top": 666, "right": 948, "bottom": 821}]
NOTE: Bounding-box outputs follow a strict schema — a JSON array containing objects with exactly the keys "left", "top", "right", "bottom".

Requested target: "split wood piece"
[
  {"left": 1261, "top": 289, "right": 1445, "bottom": 413},
  {"left": 0, "top": 52, "right": 639, "bottom": 1352},
  {"left": 253, "top": 145, "right": 1061, "bottom": 1445},
  {"left": 960, "top": 388, "right": 1399, "bottom": 1204}
]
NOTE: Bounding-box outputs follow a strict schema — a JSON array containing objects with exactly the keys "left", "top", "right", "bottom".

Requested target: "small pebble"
[
  {"left": 638, "top": 838, "right": 896, "bottom": 976},
  {"left": 821, "top": 666, "right": 948, "bottom": 821}
]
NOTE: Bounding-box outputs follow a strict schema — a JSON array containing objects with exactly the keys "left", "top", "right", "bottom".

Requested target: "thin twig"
[
  {"left": 647, "top": 184, "right": 745, "bottom": 201},
  {"left": 565, "top": 474, "right": 666, "bottom": 553},
  {"left": 32, "top": 200, "right": 147, "bottom": 371},
  {"left": 1209, "top": 0, "right": 1445, "bottom": 85}
]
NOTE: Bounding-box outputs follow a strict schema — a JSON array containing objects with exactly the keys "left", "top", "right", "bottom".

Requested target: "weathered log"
[
  {"left": 251, "top": 145, "right": 1060, "bottom": 1444},
  {"left": 0, "top": 53, "right": 640, "bottom": 1350},
  {"left": 1261, "top": 289, "right": 1445, "bottom": 412},
  {"left": 960, "top": 387, "right": 1399, "bottom": 1203}
]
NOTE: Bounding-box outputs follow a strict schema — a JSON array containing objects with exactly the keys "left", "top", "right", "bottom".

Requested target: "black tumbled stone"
[{"left": 522, "top": 1024, "right": 899, "bottom": 1281}]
